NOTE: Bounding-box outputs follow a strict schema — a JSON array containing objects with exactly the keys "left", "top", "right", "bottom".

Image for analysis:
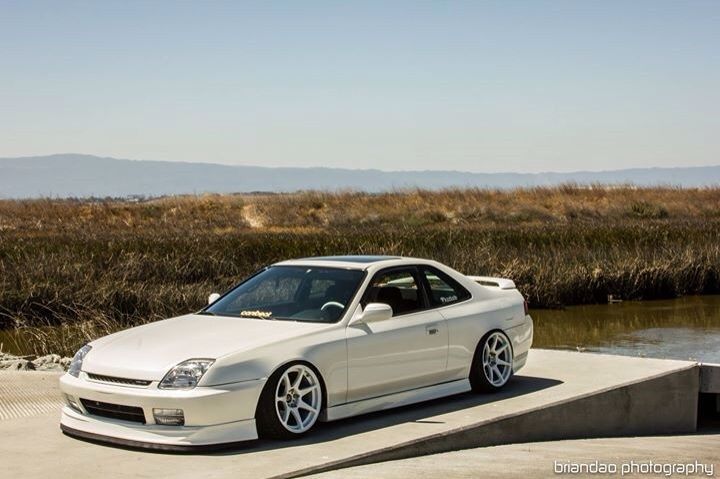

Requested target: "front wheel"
[
  {"left": 470, "top": 331, "right": 514, "bottom": 392},
  {"left": 255, "top": 363, "right": 323, "bottom": 439}
]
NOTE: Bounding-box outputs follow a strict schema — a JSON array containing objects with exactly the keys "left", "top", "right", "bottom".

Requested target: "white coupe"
[{"left": 59, "top": 255, "right": 533, "bottom": 449}]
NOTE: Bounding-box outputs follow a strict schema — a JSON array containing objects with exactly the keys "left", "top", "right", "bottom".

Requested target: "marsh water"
[
  {"left": 533, "top": 295, "right": 720, "bottom": 363},
  {"left": 2, "top": 295, "right": 720, "bottom": 362}
]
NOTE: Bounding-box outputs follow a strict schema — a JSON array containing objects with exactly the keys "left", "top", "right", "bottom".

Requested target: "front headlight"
[
  {"left": 159, "top": 359, "right": 214, "bottom": 390},
  {"left": 68, "top": 344, "right": 92, "bottom": 378}
]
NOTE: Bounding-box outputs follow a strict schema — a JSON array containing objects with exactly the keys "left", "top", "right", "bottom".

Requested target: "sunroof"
[{"left": 301, "top": 255, "right": 401, "bottom": 263}]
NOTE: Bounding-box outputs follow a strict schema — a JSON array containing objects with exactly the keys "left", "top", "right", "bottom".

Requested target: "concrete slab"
[
  {"left": 305, "top": 433, "right": 720, "bottom": 479},
  {"left": 0, "top": 350, "right": 700, "bottom": 479}
]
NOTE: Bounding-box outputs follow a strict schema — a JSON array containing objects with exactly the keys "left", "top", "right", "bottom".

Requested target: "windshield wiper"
[{"left": 196, "top": 311, "right": 217, "bottom": 316}]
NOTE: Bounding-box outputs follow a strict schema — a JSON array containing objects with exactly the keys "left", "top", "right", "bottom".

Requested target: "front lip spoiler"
[{"left": 60, "top": 424, "right": 254, "bottom": 453}]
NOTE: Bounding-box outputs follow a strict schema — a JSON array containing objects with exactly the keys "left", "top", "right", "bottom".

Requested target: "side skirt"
[{"left": 321, "top": 379, "right": 471, "bottom": 422}]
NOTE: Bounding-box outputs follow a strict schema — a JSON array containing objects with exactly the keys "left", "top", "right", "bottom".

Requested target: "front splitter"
[{"left": 60, "top": 424, "right": 255, "bottom": 453}]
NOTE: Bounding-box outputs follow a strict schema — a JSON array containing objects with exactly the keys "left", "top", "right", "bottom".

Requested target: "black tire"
[
  {"left": 469, "top": 330, "right": 514, "bottom": 393},
  {"left": 255, "top": 362, "right": 324, "bottom": 440}
]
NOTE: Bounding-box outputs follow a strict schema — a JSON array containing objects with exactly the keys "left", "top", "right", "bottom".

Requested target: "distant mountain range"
[{"left": 1, "top": 154, "right": 720, "bottom": 198}]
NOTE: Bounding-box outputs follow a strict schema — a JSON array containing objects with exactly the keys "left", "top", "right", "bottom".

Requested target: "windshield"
[{"left": 204, "top": 266, "right": 366, "bottom": 323}]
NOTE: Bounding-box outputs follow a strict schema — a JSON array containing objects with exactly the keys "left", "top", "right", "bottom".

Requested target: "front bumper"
[{"left": 59, "top": 372, "right": 265, "bottom": 448}]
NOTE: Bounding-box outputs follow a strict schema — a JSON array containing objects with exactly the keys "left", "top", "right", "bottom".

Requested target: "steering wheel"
[{"left": 320, "top": 301, "right": 345, "bottom": 311}]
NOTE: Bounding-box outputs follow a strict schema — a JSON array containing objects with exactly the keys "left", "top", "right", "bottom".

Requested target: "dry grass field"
[{"left": 2, "top": 186, "right": 720, "bottom": 355}]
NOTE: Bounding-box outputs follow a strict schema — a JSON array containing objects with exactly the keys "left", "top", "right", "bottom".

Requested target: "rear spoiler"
[{"left": 467, "top": 276, "right": 516, "bottom": 290}]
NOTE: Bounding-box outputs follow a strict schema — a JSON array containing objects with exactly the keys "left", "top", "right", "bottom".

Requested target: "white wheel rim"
[
  {"left": 275, "top": 365, "right": 322, "bottom": 433},
  {"left": 482, "top": 332, "right": 513, "bottom": 387}
]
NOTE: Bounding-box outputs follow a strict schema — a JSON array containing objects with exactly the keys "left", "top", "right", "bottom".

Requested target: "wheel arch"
[
  {"left": 468, "top": 328, "right": 515, "bottom": 391},
  {"left": 472, "top": 328, "right": 514, "bottom": 363},
  {"left": 256, "top": 358, "right": 329, "bottom": 415}
]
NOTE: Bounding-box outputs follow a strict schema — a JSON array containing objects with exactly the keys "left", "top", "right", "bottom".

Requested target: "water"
[
  {"left": 2, "top": 295, "right": 720, "bottom": 362},
  {"left": 532, "top": 295, "right": 720, "bottom": 363}
]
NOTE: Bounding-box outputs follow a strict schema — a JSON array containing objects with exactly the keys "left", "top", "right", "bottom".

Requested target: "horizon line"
[{"left": 2, "top": 152, "right": 720, "bottom": 177}]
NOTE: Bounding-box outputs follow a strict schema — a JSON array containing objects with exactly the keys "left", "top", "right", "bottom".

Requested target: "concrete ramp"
[
  {"left": 0, "top": 350, "right": 702, "bottom": 479},
  {"left": 279, "top": 350, "right": 699, "bottom": 478}
]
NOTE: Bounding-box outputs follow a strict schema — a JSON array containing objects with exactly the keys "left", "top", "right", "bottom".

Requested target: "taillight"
[{"left": 523, "top": 299, "right": 529, "bottom": 316}]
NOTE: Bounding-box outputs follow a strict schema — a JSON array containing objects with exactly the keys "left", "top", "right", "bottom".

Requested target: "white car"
[{"left": 59, "top": 255, "right": 533, "bottom": 449}]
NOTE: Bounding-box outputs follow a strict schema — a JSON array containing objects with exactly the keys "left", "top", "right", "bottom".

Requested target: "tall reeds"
[{"left": 1, "top": 186, "right": 719, "bottom": 355}]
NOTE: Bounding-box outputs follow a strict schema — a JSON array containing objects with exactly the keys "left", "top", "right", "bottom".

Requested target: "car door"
[{"left": 345, "top": 266, "right": 448, "bottom": 402}]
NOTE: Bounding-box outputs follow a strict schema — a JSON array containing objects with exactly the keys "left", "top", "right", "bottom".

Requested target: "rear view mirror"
[
  {"left": 360, "top": 303, "right": 393, "bottom": 323},
  {"left": 208, "top": 293, "right": 221, "bottom": 305}
]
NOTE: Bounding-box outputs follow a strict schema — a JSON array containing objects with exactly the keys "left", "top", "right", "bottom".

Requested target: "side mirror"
[
  {"left": 208, "top": 293, "right": 221, "bottom": 305},
  {"left": 359, "top": 303, "right": 393, "bottom": 323}
]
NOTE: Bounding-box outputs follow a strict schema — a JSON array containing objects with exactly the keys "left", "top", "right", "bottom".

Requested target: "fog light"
[
  {"left": 153, "top": 408, "right": 185, "bottom": 426},
  {"left": 64, "top": 394, "right": 81, "bottom": 413}
]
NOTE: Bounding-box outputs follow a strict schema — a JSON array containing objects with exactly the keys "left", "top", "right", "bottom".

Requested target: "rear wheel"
[
  {"left": 255, "top": 363, "right": 323, "bottom": 439},
  {"left": 470, "top": 331, "right": 513, "bottom": 392}
]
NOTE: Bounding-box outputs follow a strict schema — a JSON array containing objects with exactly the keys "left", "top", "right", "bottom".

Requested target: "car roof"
[
  {"left": 274, "top": 255, "right": 425, "bottom": 270},
  {"left": 300, "top": 255, "right": 400, "bottom": 264}
]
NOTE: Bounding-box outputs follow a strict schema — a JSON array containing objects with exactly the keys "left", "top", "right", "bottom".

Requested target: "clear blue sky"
[{"left": 1, "top": 0, "right": 718, "bottom": 172}]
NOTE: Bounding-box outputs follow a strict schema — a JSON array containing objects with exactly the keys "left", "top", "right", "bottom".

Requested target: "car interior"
[
  {"left": 210, "top": 266, "right": 468, "bottom": 322},
  {"left": 365, "top": 285, "right": 422, "bottom": 315},
  {"left": 219, "top": 271, "right": 360, "bottom": 322}
]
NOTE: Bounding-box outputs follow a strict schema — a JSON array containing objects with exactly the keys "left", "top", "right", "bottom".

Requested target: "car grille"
[
  {"left": 80, "top": 399, "right": 146, "bottom": 424},
  {"left": 86, "top": 373, "right": 152, "bottom": 387}
]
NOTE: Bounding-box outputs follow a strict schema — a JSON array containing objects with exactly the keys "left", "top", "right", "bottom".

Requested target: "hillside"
[{"left": 2, "top": 154, "right": 720, "bottom": 198}]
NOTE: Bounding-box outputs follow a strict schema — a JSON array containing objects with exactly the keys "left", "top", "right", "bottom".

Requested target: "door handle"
[{"left": 426, "top": 327, "right": 439, "bottom": 335}]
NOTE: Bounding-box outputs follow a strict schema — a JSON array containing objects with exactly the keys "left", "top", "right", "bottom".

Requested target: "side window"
[
  {"left": 422, "top": 267, "right": 471, "bottom": 307},
  {"left": 364, "top": 269, "right": 424, "bottom": 316}
]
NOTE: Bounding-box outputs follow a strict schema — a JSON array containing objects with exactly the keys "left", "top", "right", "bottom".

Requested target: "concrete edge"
[
  {"left": 274, "top": 365, "right": 700, "bottom": 479},
  {"left": 523, "top": 351, "right": 698, "bottom": 405},
  {"left": 700, "top": 363, "right": 720, "bottom": 393},
  {"left": 0, "top": 371, "right": 64, "bottom": 377},
  {"left": 533, "top": 349, "right": 698, "bottom": 367}
]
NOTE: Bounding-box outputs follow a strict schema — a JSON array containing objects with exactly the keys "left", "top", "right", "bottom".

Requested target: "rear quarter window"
[{"left": 421, "top": 267, "right": 471, "bottom": 307}]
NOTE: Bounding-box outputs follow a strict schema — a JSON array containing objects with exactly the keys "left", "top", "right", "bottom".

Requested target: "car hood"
[{"left": 82, "top": 314, "right": 324, "bottom": 381}]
